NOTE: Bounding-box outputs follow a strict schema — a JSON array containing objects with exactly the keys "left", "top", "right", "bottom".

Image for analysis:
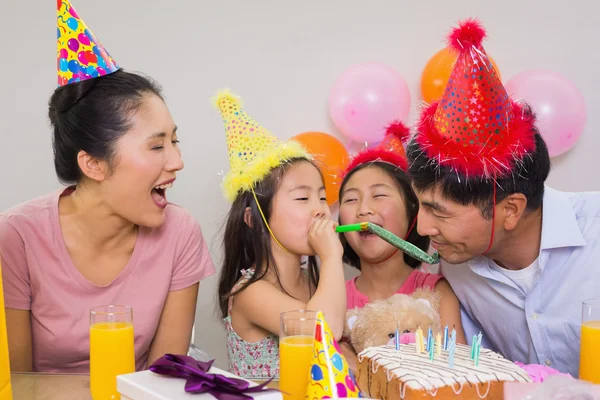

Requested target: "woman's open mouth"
[{"left": 151, "top": 182, "right": 173, "bottom": 209}]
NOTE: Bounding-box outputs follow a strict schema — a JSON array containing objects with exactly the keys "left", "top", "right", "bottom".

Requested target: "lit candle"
[
  {"left": 415, "top": 327, "right": 423, "bottom": 354},
  {"left": 443, "top": 325, "right": 449, "bottom": 350},
  {"left": 395, "top": 328, "right": 400, "bottom": 350},
  {"left": 448, "top": 336, "right": 456, "bottom": 368},
  {"left": 436, "top": 332, "right": 442, "bottom": 356}
]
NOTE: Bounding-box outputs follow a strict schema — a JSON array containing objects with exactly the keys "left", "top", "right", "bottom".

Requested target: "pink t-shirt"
[
  {"left": 346, "top": 269, "right": 443, "bottom": 310},
  {"left": 0, "top": 188, "right": 215, "bottom": 373}
]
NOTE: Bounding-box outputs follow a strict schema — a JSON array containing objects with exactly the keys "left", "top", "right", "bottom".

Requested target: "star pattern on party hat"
[
  {"left": 306, "top": 311, "right": 361, "bottom": 400},
  {"left": 56, "top": 0, "right": 119, "bottom": 87},
  {"left": 213, "top": 90, "right": 311, "bottom": 202},
  {"left": 341, "top": 120, "right": 410, "bottom": 179},
  {"left": 414, "top": 18, "right": 536, "bottom": 179}
]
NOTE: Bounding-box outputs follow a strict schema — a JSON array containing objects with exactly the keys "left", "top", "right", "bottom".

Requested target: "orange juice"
[
  {"left": 280, "top": 335, "right": 313, "bottom": 400},
  {"left": 580, "top": 320, "right": 600, "bottom": 384},
  {"left": 90, "top": 321, "right": 135, "bottom": 400},
  {"left": 0, "top": 262, "right": 13, "bottom": 400}
]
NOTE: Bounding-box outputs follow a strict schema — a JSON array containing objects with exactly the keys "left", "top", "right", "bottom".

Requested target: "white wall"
[{"left": 2, "top": 0, "right": 597, "bottom": 368}]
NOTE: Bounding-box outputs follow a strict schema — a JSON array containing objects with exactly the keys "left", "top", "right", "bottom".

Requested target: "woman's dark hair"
[
  {"left": 218, "top": 158, "right": 321, "bottom": 319},
  {"left": 48, "top": 69, "right": 164, "bottom": 185},
  {"left": 338, "top": 162, "right": 430, "bottom": 270},
  {"left": 406, "top": 105, "right": 551, "bottom": 219}
]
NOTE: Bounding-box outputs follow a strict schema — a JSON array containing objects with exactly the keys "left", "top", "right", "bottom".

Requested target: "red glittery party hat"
[
  {"left": 414, "top": 19, "right": 536, "bottom": 178},
  {"left": 341, "top": 120, "right": 410, "bottom": 179}
]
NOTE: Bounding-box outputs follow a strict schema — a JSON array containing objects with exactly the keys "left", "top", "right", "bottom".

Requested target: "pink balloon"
[
  {"left": 78, "top": 33, "right": 90, "bottom": 46},
  {"left": 77, "top": 51, "right": 89, "bottom": 65},
  {"left": 504, "top": 70, "right": 586, "bottom": 157},
  {"left": 329, "top": 63, "right": 410, "bottom": 143}
]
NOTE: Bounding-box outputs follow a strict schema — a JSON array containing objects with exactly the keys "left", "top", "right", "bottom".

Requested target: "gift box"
[
  {"left": 0, "top": 261, "right": 13, "bottom": 400},
  {"left": 117, "top": 357, "right": 281, "bottom": 400}
]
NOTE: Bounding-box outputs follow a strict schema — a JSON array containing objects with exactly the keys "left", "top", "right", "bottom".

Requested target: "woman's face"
[
  {"left": 339, "top": 166, "right": 409, "bottom": 263},
  {"left": 99, "top": 94, "right": 184, "bottom": 228}
]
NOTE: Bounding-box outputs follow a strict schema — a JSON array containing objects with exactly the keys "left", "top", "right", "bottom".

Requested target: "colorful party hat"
[
  {"left": 57, "top": 0, "right": 119, "bottom": 87},
  {"left": 213, "top": 90, "right": 311, "bottom": 202},
  {"left": 306, "top": 311, "right": 361, "bottom": 400},
  {"left": 341, "top": 120, "right": 410, "bottom": 179},
  {"left": 413, "top": 19, "right": 536, "bottom": 178}
]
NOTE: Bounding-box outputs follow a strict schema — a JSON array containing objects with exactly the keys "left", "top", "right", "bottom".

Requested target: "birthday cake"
[{"left": 356, "top": 343, "right": 532, "bottom": 400}]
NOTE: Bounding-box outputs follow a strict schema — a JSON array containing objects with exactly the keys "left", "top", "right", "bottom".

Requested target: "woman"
[{"left": 0, "top": 65, "right": 215, "bottom": 372}]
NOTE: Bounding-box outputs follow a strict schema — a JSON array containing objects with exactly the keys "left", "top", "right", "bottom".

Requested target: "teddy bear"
[{"left": 343, "top": 288, "right": 442, "bottom": 354}]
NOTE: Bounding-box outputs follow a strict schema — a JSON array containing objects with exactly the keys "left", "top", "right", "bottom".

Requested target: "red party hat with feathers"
[
  {"left": 342, "top": 120, "right": 410, "bottom": 179},
  {"left": 414, "top": 18, "right": 536, "bottom": 179}
]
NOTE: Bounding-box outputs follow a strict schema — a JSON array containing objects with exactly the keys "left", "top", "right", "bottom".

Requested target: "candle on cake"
[
  {"left": 443, "top": 325, "right": 448, "bottom": 350},
  {"left": 474, "top": 332, "right": 482, "bottom": 366},
  {"left": 415, "top": 327, "right": 423, "bottom": 354},
  {"left": 447, "top": 334, "right": 456, "bottom": 368},
  {"left": 428, "top": 334, "right": 434, "bottom": 361},
  {"left": 417, "top": 327, "right": 425, "bottom": 353},
  {"left": 427, "top": 326, "right": 433, "bottom": 351},
  {"left": 436, "top": 332, "right": 442, "bottom": 356}
]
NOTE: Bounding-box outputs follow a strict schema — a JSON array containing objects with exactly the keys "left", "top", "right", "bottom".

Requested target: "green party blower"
[{"left": 336, "top": 222, "right": 440, "bottom": 265}]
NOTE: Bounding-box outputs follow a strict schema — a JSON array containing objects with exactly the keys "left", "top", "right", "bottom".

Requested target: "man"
[{"left": 406, "top": 18, "right": 599, "bottom": 377}]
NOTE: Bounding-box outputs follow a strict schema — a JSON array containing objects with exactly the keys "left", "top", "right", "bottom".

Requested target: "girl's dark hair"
[
  {"left": 48, "top": 69, "right": 164, "bottom": 185},
  {"left": 218, "top": 158, "right": 321, "bottom": 319},
  {"left": 338, "top": 162, "right": 430, "bottom": 270}
]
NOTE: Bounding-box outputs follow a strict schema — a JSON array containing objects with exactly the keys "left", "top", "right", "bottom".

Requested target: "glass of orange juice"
[
  {"left": 280, "top": 310, "right": 317, "bottom": 400},
  {"left": 90, "top": 305, "right": 135, "bottom": 400},
  {"left": 580, "top": 298, "right": 600, "bottom": 384}
]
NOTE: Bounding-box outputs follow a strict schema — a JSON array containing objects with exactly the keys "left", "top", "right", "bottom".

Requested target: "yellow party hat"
[
  {"left": 213, "top": 90, "right": 311, "bottom": 202},
  {"left": 57, "top": 0, "right": 119, "bottom": 87},
  {"left": 306, "top": 311, "right": 361, "bottom": 400}
]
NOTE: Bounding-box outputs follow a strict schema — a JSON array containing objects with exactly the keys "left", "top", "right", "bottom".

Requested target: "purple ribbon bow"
[{"left": 149, "top": 354, "right": 277, "bottom": 400}]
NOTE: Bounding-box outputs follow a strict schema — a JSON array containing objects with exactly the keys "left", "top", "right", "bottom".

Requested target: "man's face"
[{"left": 413, "top": 185, "right": 494, "bottom": 264}]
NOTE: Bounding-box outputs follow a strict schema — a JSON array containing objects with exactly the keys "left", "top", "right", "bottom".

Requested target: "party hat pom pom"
[
  {"left": 448, "top": 18, "right": 487, "bottom": 53},
  {"left": 212, "top": 89, "right": 243, "bottom": 110},
  {"left": 386, "top": 120, "right": 410, "bottom": 143}
]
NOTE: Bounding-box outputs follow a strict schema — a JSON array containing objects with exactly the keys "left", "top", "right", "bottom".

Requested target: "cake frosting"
[{"left": 357, "top": 343, "right": 531, "bottom": 398}]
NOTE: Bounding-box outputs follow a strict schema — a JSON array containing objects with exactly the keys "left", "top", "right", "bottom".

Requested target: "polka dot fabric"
[
  {"left": 56, "top": 0, "right": 118, "bottom": 87},
  {"left": 217, "top": 96, "right": 277, "bottom": 170},
  {"left": 306, "top": 311, "right": 361, "bottom": 400}
]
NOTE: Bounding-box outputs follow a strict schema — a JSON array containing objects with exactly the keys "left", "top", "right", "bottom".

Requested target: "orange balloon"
[
  {"left": 292, "top": 132, "right": 349, "bottom": 205},
  {"left": 421, "top": 48, "right": 501, "bottom": 104}
]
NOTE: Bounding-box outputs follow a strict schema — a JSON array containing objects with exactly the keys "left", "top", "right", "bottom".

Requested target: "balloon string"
[{"left": 251, "top": 186, "right": 290, "bottom": 254}]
